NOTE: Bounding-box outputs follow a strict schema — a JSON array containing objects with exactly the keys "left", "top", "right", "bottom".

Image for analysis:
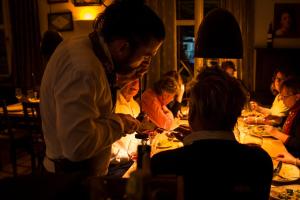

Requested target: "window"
[{"left": 176, "top": 0, "right": 220, "bottom": 80}]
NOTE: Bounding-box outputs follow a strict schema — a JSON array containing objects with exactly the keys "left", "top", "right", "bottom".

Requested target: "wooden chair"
[
  {"left": 0, "top": 100, "right": 36, "bottom": 177},
  {"left": 22, "top": 101, "right": 45, "bottom": 174}
]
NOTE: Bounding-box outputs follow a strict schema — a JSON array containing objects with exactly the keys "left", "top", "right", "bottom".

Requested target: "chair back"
[
  {"left": 0, "top": 99, "right": 13, "bottom": 139},
  {"left": 0, "top": 99, "right": 8, "bottom": 116},
  {"left": 22, "top": 101, "right": 45, "bottom": 173}
]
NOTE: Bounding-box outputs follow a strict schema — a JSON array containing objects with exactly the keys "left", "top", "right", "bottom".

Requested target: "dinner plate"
[
  {"left": 249, "top": 125, "right": 274, "bottom": 138},
  {"left": 273, "top": 163, "right": 300, "bottom": 183},
  {"left": 270, "top": 184, "right": 300, "bottom": 200}
]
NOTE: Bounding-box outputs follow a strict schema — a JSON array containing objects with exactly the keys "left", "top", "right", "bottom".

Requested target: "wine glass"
[
  {"left": 15, "top": 88, "right": 23, "bottom": 102},
  {"left": 127, "top": 139, "right": 139, "bottom": 161},
  {"left": 27, "top": 89, "right": 34, "bottom": 99}
]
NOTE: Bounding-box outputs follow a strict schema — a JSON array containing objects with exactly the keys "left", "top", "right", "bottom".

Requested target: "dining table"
[
  {"left": 123, "top": 111, "right": 300, "bottom": 200},
  {"left": 236, "top": 114, "right": 300, "bottom": 200},
  {"left": 0, "top": 99, "right": 40, "bottom": 117}
]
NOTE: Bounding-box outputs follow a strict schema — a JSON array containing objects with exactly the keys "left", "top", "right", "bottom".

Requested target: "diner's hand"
[
  {"left": 176, "top": 111, "right": 183, "bottom": 118},
  {"left": 243, "top": 116, "right": 264, "bottom": 125},
  {"left": 162, "top": 105, "right": 172, "bottom": 115},
  {"left": 250, "top": 101, "right": 259, "bottom": 111},
  {"left": 264, "top": 115, "right": 282, "bottom": 126},
  {"left": 276, "top": 152, "right": 297, "bottom": 165},
  {"left": 117, "top": 113, "right": 141, "bottom": 135},
  {"left": 176, "top": 84, "right": 185, "bottom": 103}
]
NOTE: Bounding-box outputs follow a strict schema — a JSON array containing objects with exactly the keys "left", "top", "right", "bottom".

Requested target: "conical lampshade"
[{"left": 194, "top": 8, "right": 243, "bottom": 58}]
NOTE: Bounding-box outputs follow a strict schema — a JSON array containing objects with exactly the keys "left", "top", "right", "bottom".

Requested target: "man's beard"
[{"left": 115, "top": 62, "right": 135, "bottom": 75}]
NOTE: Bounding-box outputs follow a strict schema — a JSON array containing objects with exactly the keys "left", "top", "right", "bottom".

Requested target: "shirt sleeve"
[{"left": 54, "top": 68, "right": 124, "bottom": 161}]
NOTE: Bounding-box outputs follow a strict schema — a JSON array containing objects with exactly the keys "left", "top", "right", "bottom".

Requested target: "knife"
[{"left": 273, "top": 161, "right": 282, "bottom": 177}]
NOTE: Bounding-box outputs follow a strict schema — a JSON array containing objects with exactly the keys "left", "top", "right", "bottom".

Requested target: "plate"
[
  {"left": 273, "top": 163, "right": 300, "bottom": 183},
  {"left": 156, "top": 139, "right": 173, "bottom": 149},
  {"left": 249, "top": 125, "right": 274, "bottom": 138},
  {"left": 270, "top": 184, "right": 300, "bottom": 200}
]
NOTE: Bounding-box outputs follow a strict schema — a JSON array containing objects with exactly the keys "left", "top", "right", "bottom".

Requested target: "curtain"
[
  {"left": 145, "top": 0, "right": 176, "bottom": 90},
  {"left": 9, "top": 0, "right": 42, "bottom": 91},
  {"left": 220, "top": 0, "right": 255, "bottom": 91}
]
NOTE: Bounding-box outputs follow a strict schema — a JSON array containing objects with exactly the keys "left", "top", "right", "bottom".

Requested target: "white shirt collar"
[{"left": 183, "top": 130, "right": 236, "bottom": 145}]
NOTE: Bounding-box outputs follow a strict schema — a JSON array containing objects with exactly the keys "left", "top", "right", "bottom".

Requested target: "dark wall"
[{"left": 254, "top": 48, "right": 300, "bottom": 106}]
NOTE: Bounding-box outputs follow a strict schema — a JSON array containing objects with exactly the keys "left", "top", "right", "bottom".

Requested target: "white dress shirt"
[
  {"left": 40, "top": 35, "right": 124, "bottom": 175},
  {"left": 270, "top": 94, "right": 289, "bottom": 117}
]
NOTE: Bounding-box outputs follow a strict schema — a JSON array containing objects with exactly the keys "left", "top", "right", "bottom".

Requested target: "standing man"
[{"left": 40, "top": 0, "right": 165, "bottom": 176}]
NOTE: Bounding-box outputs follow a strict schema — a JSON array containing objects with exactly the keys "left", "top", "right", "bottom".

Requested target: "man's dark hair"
[
  {"left": 93, "top": 0, "right": 165, "bottom": 49},
  {"left": 280, "top": 77, "right": 300, "bottom": 95},
  {"left": 188, "top": 67, "right": 247, "bottom": 131},
  {"left": 41, "top": 30, "right": 63, "bottom": 60}
]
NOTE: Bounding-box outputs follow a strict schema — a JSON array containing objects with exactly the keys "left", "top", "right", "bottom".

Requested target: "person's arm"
[
  {"left": 142, "top": 91, "right": 174, "bottom": 130},
  {"left": 250, "top": 101, "right": 271, "bottom": 115},
  {"left": 55, "top": 68, "right": 127, "bottom": 161},
  {"left": 276, "top": 151, "right": 300, "bottom": 166},
  {"left": 168, "top": 84, "right": 185, "bottom": 117}
]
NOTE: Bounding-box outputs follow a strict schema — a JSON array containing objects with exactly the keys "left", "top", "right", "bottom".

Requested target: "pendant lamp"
[{"left": 195, "top": 8, "right": 243, "bottom": 58}]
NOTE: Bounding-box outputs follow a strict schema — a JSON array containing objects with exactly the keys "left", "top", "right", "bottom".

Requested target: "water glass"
[
  {"left": 15, "top": 88, "right": 23, "bottom": 102},
  {"left": 127, "top": 139, "right": 139, "bottom": 161}
]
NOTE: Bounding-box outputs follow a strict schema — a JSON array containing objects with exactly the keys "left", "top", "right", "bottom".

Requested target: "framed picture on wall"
[
  {"left": 47, "top": 0, "right": 68, "bottom": 4},
  {"left": 273, "top": 3, "right": 300, "bottom": 38},
  {"left": 73, "top": 0, "right": 102, "bottom": 6},
  {"left": 48, "top": 12, "right": 74, "bottom": 32}
]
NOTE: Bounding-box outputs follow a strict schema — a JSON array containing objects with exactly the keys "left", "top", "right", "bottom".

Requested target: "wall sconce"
[
  {"left": 194, "top": 8, "right": 243, "bottom": 59},
  {"left": 78, "top": 7, "right": 99, "bottom": 20}
]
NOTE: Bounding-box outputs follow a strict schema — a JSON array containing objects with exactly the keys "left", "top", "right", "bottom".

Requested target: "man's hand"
[
  {"left": 117, "top": 113, "right": 141, "bottom": 135},
  {"left": 250, "top": 101, "right": 259, "bottom": 111}
]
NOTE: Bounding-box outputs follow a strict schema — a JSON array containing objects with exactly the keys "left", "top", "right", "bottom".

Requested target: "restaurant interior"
[{"left": 0, "top": 0, "right": 300, "bottom": 199}]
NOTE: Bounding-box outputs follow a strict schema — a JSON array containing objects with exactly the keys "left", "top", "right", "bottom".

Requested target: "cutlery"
[{"left": 273, "top": 161, "right": 282, "bottom": 177}]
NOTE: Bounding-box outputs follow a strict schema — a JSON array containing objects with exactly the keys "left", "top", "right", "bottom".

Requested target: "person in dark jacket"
[{"left": 151, "top": 67, "right": 273, "bottom": 200}]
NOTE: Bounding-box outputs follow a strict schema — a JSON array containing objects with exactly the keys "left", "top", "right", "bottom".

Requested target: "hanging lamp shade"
[{"left": 194, "top": 8, "right": 243, "bottom": 58}]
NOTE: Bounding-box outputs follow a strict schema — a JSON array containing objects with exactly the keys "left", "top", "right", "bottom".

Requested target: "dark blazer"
[{"left": 151, "top": 139, "right": 273, "bottom": 200}]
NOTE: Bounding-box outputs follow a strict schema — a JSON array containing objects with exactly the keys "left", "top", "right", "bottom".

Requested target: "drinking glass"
[
  {"left": 15, "top": 88, "right": 23, "bottom": 102},
  {"left": 27, "top": 89, "right": 34, "bottom": 99},
  {"left": 127, "top": 139, "right": 139, "bottom": 161}
]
